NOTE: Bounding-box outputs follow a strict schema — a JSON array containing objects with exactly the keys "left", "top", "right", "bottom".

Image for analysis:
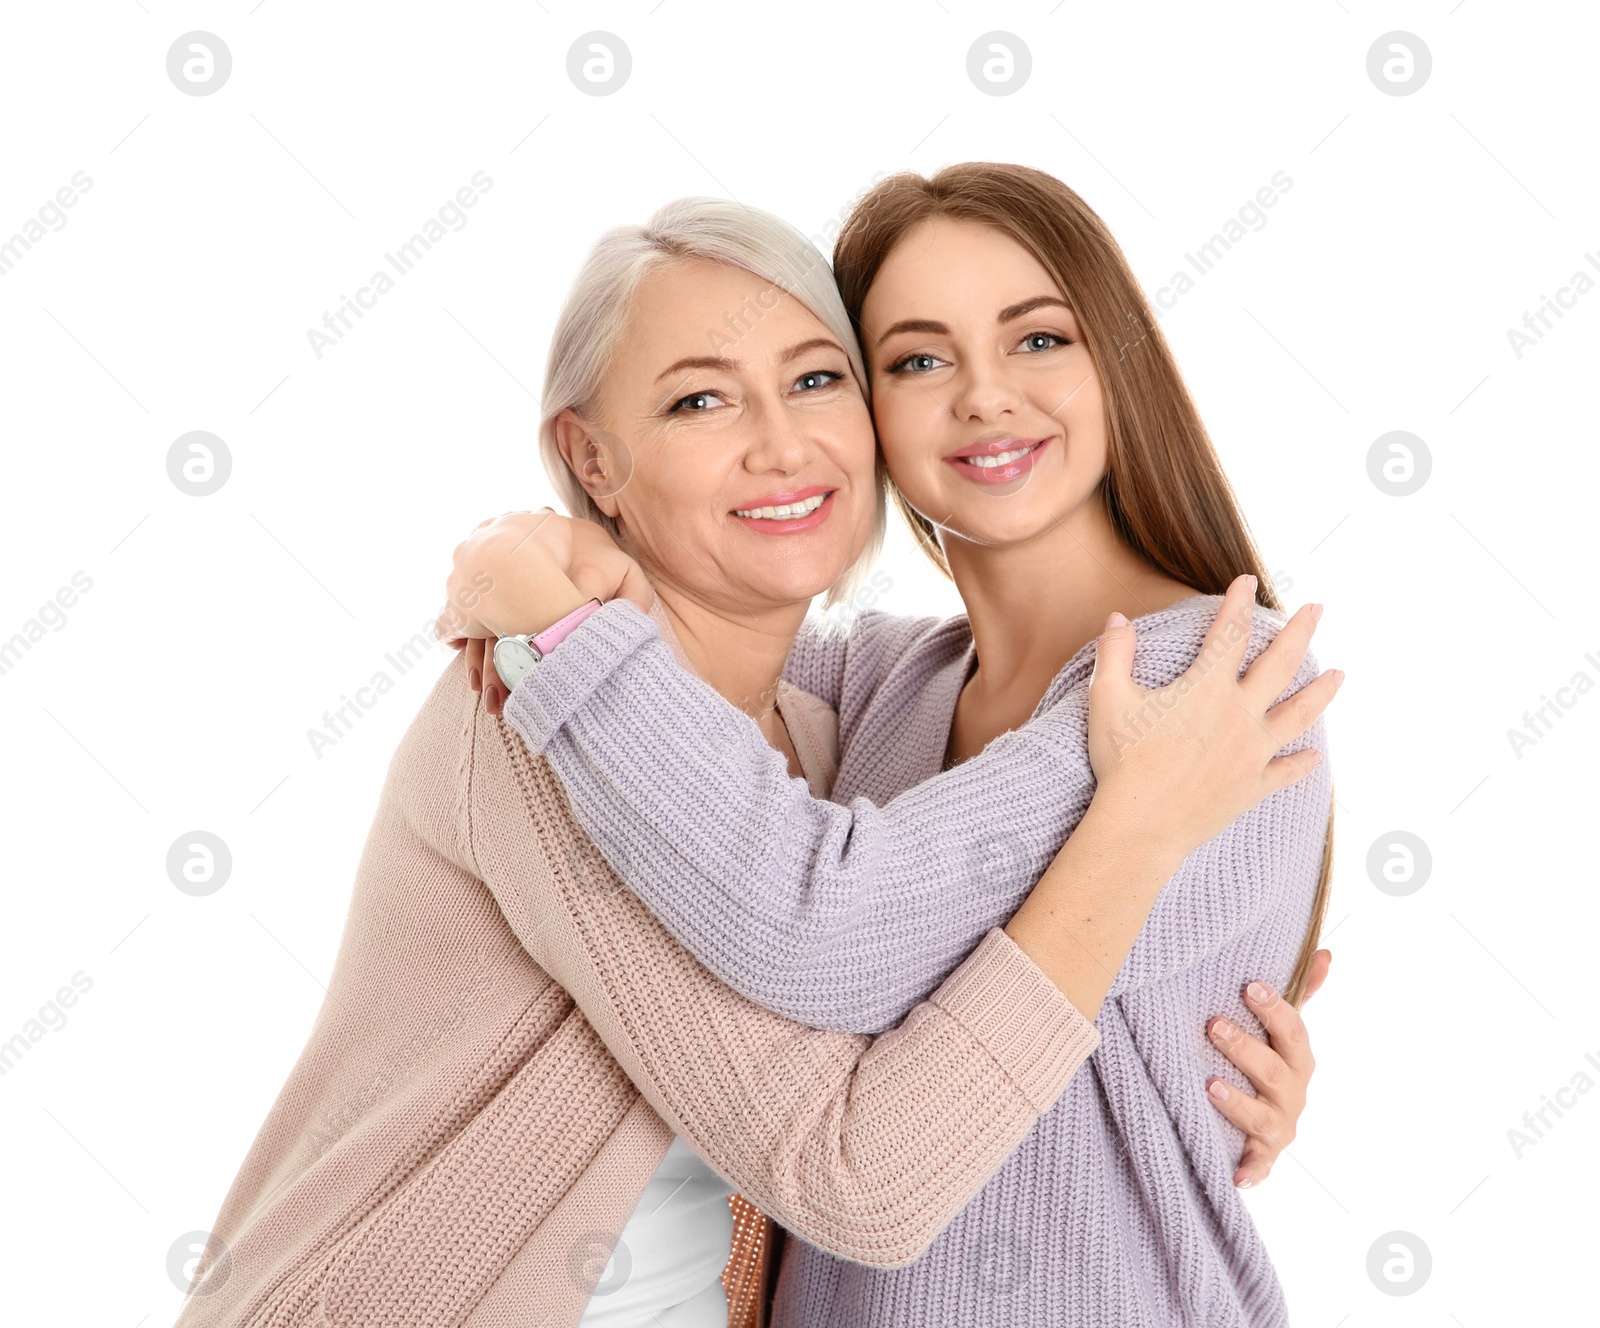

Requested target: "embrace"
[{"left": 175, "top": 162, "right": 1340, "bottom": 1328}]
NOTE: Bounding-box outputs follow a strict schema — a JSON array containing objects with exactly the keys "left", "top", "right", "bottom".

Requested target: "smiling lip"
[
  {"left": 730, "top": 485, "right": 837, "bottom": 535},
  {"left": 944, "top": 436, "right": 1051, "bottom": 485}
]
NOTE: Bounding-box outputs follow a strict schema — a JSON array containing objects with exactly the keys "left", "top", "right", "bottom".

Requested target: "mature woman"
[
  {"left": 443, "top": 171, "right": 1340, "bottom": 1327},
  {"left": 175, "top": 197, "right": 1331, "bottom": 1328}
]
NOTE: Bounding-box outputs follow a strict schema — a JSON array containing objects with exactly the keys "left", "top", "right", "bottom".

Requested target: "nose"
[
  {"left": 741, "top": 394, "right": 812, "bottom": 475},
  {"left": 948, "top": 351, "right": 1023, "bottom": 425}
]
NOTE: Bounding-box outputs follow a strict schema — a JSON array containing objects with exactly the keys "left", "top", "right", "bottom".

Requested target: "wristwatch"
[{"left": 491, "top": 597, "right": 604, "bottom": 693}]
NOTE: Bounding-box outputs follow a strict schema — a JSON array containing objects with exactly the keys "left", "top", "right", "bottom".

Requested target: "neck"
[
  {"left": 942, "top": 487, "right": 1195, "bottom": 693},
  {"left": 643, "top": 574, "right": 808, "bottom": 724}
]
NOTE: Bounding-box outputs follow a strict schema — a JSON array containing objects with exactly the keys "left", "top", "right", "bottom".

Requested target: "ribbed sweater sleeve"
[
  {"left": 504, "top": 596, "right": 1331, "bottom": 1039},
  {"left": 467, "top": 704, "right": 1101, "bottom": 1269},
  {"left": 502, "top": 599, "right": 1094, "bottom": 1035}
]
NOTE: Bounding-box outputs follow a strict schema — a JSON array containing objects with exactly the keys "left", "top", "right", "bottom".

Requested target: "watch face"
[{"left": 492, "top": 636, "right": 538, "bottom": 692}]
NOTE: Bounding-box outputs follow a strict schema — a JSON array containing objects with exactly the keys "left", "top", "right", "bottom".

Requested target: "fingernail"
[
  {"left": 1208, "top": 1080, "right": 1231, "bottom": 1101},
  {"left": 1244, "top": 574, "right": 1258, "bottom": 593},
  {"left": 1330, "top": 668, "right": 1345, "bottom": 689},
  {"left": 1309, "top": 602, "right": 1323, "bottom": 622},
  {"left": 1106, "top": 611, "right": 1129, "bottom": 629},
  {"left": 1236, "top": 1176, "right": 1253, "bottom": 1189},
  {"left": 468, "top": 667, "right": 480, "bottom": 690},
  {"left": 1210, "top": 1018, "right": 1239, "bottom": 1041},
  {"left": 1247, "top": 981, "right": 1272, "bottom": 1004},
  {"left": 1308, "top": 750, "right": 1324, "bottom": 767}
]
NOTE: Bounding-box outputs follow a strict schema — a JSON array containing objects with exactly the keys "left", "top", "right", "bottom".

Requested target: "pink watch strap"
[{"left": 530, "top": 597, "right": 604, "bottom": 658}]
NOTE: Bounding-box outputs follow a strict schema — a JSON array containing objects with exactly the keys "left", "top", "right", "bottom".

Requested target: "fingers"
[
  {"left": 1301, "top": 949, "right": 1332, "bottom": 1004},
  {"left": 1205, "top": 975, "right": 1320, "bottom": 1187},
  {"left": 616, "top": 557, "right": 658, "bottom": 613},
  {"left": 1240, "top": 601, "right": 1318, "bottom": 709},
  {"left": 1241, "top": 979, "right": 1315, "bottom": 1081},
  {"left": 1088, "top": 610, "right": 1136, "bottom": 702},
  {"left": 465, "top": 637, "right": 509, "bottom": 715},
  {"left": 1204, "top": 1073, "right": 1287, "bottom": 1182},
  {"left": 1261, "top": 748, "right": 1325, "bottom": 796},
  {"left": 435, "top": 597, "right": 492, "bottom": 645},
  {"left": 435, "top": 612, "right": 472, "bottom": 643},
  {"left": 1263, "top": 667, "right": 1343, "bottom": 749},
  {"left": 1189, "top": 574, "right": 1258, "bottom": 688},
  {"left": 1233, "top": 1142, "right": 1276, "bottom": 1190},
  {"left": 485, "top": 674, "right": 508, "bottom": 717},
  {"left": 1208, "top": 1014, "right": 1294, "bottom": 1105},
  {"left": 476, "top": 638, "right": 508, "bottom": 715}
]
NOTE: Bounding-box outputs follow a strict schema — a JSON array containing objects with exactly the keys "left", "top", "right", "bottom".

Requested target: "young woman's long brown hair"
[{"left": 833, "top": 162, "right": 1333, "bottom": 1006}]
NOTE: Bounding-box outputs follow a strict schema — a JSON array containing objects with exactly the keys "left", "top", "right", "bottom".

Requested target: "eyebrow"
[
  {"left": 654, "top": 355, "right": 733, "bottom": 384},
  {"left": 778, "top": 337, "right": 844, "bottom": 365},
  {"left": 653, "top": 338, "right": 846, "bottom": 384},
  {"left": 875, "top": 296, "right": 1074, "bottom": 345},
  {"left": 997, "top": 295, "right": 1073, "bottom": 323},
  {"left": 875, "top": 318, "right": 947, "bottom": 344}
]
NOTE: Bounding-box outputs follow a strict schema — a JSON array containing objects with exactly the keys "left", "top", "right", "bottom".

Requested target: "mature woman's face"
[{"left": 565, "top": 258, "right": 877, "bottom": 616}]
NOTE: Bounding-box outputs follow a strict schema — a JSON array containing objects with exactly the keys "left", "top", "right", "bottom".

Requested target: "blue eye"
[
  {"left": 670, "top": 390, "right": 725, "bottom": 412},
  {"left": 1019, "top": 332, "right": 1066, "bottom": 352},
  {"left": 794, "top": 370, "right": 843, "bottom": 392},
  {"left": 888, "top": 352, "right": 946, "bottom": 375}
]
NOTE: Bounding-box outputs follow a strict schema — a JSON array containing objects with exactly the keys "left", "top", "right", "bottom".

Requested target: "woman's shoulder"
[
  {"left": 1035, "top": 594, "right": 1307, "bottom": 715},
  {"left": 389, "top": 651, "right": 477, "bottom": 787},
  {"left": 1134, "top": 594, "right": 1307, "bottom": 682},
  {"left": 1132, "top": 592, "right": 1292, "bottom": 656}
]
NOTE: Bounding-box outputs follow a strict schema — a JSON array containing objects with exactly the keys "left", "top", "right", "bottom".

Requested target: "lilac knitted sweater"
[{"left": 503, "top": 593, "right": 1332, "bottom": 1328}]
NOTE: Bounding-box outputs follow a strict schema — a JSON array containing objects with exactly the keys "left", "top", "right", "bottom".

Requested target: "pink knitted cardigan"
[{"left": 171, "top": 654, "right": 1100, "bottom": 1327}]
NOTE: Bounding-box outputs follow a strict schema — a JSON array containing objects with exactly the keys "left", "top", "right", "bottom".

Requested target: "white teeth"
[
  {"left": 735, "top": 492, "right": 828, "bottom": 519},
  {"left": 962, "top": 445, "right": 1034, "bottom": 469}
]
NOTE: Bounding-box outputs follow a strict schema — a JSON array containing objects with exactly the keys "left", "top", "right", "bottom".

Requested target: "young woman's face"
[
  {"left": 571, "top": 258, "right": 877, "bottom": 614},
  {"left": 860, "top": 217, "right": 1109, "bottom": 551}
]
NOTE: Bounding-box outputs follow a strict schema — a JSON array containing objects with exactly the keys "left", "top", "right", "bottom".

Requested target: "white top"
[{"left": 574, "top": 1134, "right": 737, "bottom": 1327}]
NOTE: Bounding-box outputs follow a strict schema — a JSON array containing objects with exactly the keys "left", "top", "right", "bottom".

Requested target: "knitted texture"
[
  {"left": 171, "top": 656, "right": 1101, "bottom": 1328},
  {"left": 503, "top": 593, "right": 1333, "bottom": 1328}
]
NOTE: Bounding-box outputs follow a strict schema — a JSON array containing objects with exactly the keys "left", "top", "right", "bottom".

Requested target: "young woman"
[
  {"left": 443, "top": 167, "right": 1338, "bottom": 1327},
  {"left": 176, "top": 197, "right": 1331, "bottom": 1328}
]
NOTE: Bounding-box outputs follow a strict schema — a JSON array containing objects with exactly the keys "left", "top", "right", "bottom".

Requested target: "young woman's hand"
[
  {"left": 1207, "top": 949, "right": 1332, "bottom": 1188},
  {"left": 1086, "top": 573, "right": 1340, "bottom": 864},
  {"left": 434, "top": 509, "right": 654, "bottom": 714}
]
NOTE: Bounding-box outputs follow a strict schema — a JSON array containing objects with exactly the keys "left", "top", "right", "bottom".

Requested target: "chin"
[
  {"left": 738, "top": 565, "right": 850, "bottom": 610},
  {"left": 935, "top": 498, "right": 1072, "bottom": 550}
]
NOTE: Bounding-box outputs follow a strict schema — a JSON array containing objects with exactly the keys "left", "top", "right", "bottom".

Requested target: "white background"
[{"left": 1, "top": 3, "right": 1596, "bottom": 1324}]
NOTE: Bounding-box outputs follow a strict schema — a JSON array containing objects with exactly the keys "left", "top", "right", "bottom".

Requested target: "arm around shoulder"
[
  {"left": 464, "top": 694, "right": 1101, "bottom": 1268},
  {"left": 501, "top": 600, "right": 1096, "bottom": 1035}
]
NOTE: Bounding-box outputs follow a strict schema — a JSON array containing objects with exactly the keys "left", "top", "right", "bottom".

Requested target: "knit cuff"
[
  {"left": 502, "top": 597, "right": 662, "bottom": 754},
  {"left": 928, "top": 927, "right": 1101, "bottom": 1113}
]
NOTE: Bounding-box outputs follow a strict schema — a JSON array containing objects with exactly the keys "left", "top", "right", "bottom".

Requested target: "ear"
[{"left": 553, "top": 409, "right": 622, "bottom": 520}]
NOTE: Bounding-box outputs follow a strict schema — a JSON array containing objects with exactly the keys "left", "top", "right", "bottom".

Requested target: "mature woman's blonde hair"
[{"left": 538, "top": 196, "right": 888, "bottom": 613}]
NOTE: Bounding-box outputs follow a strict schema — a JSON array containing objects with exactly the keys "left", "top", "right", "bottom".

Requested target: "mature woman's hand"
[
  {"left": 435, "top": 509, "right": 654, "bottom": 714},
  {"left": 1086, "top": 573, "right": 1340, "bottom": 864},
  {"left": 1207, "top": 949, "right": 1332, "bottom": 1188}
]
